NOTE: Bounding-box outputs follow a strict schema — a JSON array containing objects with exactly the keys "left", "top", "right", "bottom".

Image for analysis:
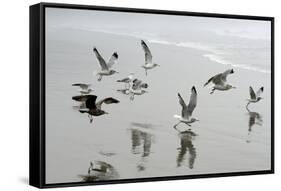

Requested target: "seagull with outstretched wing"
[
  {"left": 93, "top": 47, "right": 119, "bottom": 81},
  {"left": 173, "top": 86, "right": 199, "bottom": 129},
  {"left": 204, "top": 69, "right": 236, "bottom": 94},
  {"left": 72, "top": 94, "right": 119, "bottom": 123},
  {"left": 246, "top": 86, "right": 264, "bottom": 109},
  {"left": 140, "top": 40, "right": 159, "bottom": 76}
]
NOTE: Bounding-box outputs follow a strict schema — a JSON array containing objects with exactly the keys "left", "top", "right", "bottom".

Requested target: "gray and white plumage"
[
  {"left": 73, "top": 94, "right": 119, "bottom": 123},
  {"left": 204, "top": 69, "right": 235, "bottom": 94},
  {"left": 117, "top": 73, "right": 134, "bottom": 88},
  {"left": 246, "top": 86, "right": 264, "bottom": 108},
  {"left": 173, "top": 86, "right": 199, "bottom": 129},
  {"left": 129, "top": 78, "right": 148, "bottom": 100},
  {"left": 140, "top": 40, "right": 159, "bottom": 75},
  {"left": 117, "top": 88, "right": 130, "bottom": 95},
  {"left": 93, "top": 47, "right": 119, "bottom": 81},
  {"left": 72, "top": 83, "right": 93, "bottom": 94},
  {"left": 117, "top": 73, "right": 134, "bottom": 83}
]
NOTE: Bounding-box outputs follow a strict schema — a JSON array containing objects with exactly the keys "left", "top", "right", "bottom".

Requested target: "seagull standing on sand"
[
  {"left": 72, "top": 94, "right": 119, "bottom": 123},
  {"left": 72, "top": 83, "right": 93, "bottom": 94},
  {"left": 204, "top": 69, "right": 236, "bottom": 94},
  {"left": 173, "top": 86, "right": 199, "bottom": 129},
  {"left": 129, "top": 79, "right": 148, "bottom": 100},
  {"left": 246, "top": 86, "right": 264, "bottom": 109},
  {"left": 93, "top": 47, "right": 119, "bottom": 81},
  {"left": 140, "top": 40, "right": 159, "bottom": 76}
]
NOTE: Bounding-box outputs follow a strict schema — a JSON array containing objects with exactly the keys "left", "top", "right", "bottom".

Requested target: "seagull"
[
  {"left": 141, "top": 40, "right": 159, "bottom": 76},
  {"left": 129, "top": 79, "right": 148, "bottom": 100},
  {"left": 72, "top": 83, "right": 93, "bottom": 94},
  {"left": 72, "top": 95, "right": 119, "bottom": 123},
  {"left": 117, "top": 73, "right": 134, "bottom": 88},
  {"left": 93, "top": 47, "right": 119, "bottom": 81},
  {"left": 204, "top": 69, "right": 236, "bottom": 94},
  {"left": 246, "top": 86, "right": 264, "bottom": 109},
  {"left": 173, "top": 86, "right": 199, "bottom": 129}
]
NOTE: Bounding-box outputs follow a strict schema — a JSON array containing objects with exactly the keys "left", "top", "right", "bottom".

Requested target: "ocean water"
[{"left": 45, "top": 8, "right": 272, "bottom": 184}]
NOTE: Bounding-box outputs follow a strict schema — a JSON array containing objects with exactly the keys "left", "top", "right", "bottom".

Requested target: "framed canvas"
[{"left": 29, "top": 2, "right": 274, "bottom": 188}]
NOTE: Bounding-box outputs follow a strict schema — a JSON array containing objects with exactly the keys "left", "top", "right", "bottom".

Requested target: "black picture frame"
[{"left": 30, "top": 2, "right": 275, "bottom": 189}]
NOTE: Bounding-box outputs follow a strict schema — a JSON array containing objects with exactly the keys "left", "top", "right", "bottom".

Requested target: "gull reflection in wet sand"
[
  {"left": 176, "top": 130, "right": 197, "bottom": 169},
  {"left": 246, "top": 108, "right": 263, "bottom": 143},
  {"left": 130, "top": 122, "right": 155, "bottom": 171},
  {"left": 78, "top": 161, "right": 119, "bottom": 182}
]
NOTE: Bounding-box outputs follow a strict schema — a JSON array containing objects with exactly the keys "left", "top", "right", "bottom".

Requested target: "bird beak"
[
  {"left": 104, "top": 112, "right": 109, "bottom": 114},
  {"left": 232, "top": 86, "right": 236, "bottom": 89}
]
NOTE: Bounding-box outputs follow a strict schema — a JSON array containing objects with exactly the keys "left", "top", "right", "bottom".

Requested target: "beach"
[{"left": 45, "top": 28, "right": 271, "bottom": 184}]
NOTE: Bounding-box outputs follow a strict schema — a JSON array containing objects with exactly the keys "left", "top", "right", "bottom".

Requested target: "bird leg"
[
  {"left": 88, "top": 114, "right": 93, "bottom": 123},
  {"left": 145, "top": 69, "right": 147, "bottom": 76},
  {"left": 210, "top": 88, "right": 215, "bottom": 94},
  {"left": 246, "top": 102, "right": 250, "bottom": 110},
  {"left": 130, "top": 93, "right": 135, "bottom": 101},
  {"left": 98, "top": 75, "right": 102, "bottom": 81}
]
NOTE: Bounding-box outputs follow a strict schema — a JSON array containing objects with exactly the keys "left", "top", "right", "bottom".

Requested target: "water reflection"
[
  {"left": 78, "top": 161, "right": 119, "bottom": 182},
  {"left": 130, "top": 128, "right": 152, "bottom": 157},
  {"left": 130, "top": 122, "right": 155, "bottom": 171},
  {"left": 246, "top": 108, "right": 263, "bottom": 143},
  {"left": 176, "top": 130, "right": 197, "bottom": 169}
]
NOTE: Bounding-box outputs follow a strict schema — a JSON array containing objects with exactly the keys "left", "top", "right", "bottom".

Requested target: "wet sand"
[{"left": 45, "top": 29, "right": 271, "bottom": 184}]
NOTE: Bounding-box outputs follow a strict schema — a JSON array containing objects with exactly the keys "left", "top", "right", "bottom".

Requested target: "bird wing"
[
  {"left": 85, "top": 95, "right": 98, "bottom": 109},
  {"left": 220, "top": 69, "right": 234, "bottom": 82},
  {"left": 107, "top": 52, "right": 118, "bottom": 68},
  {"left": 132, "top": 79, "right": 142, "bottom": 90},
  {"left": 93, "top": 48, "right": 108, "bottom": 70},
  {"left": 187, "top": 86, "right": 197, "bottom": 117},
  {"left": 117, "top": 77, "right": 130, "bottom": 83},
  {"left": 72, "top": 83, "right": 90, "bottom": 90},
  {"left": 72, "top": 95, "right": 93, "bottom": 102},
  {"left": 211, "top": 69, "right": 234, "bottom": 85},
  {"left": 204, "top": 73, "right": 225, "bottom": 86},
  {"left": 96, "top": 97, "right": 120, "bottom": 109},
  {"left": 256, "top": 87, "right": 264, "bottom": 98},
  {"left": 141, "top": 40, "right": 153, "bottom": 65},
  {"left": 249, "top": 86, "right": 256, "bottom": 100},
  {"left": 178, "top": 93, "right": 188, "bottom": 119}
]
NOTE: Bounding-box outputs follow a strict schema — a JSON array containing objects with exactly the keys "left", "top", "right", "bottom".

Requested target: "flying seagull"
[
  {"left": 93, "top": 47, "right": 119, "bottom": 81},
  {"left": 72, "top": 83, "right": 93, "bottom": 94},
  {"left": 72, "top": 94, "right": 119, "bottom": 123},
  {"left": 173, "top": 86, "right": 199, "bottom": 129},
  {"left": 246, "top": 86, "right": 264, "bottom": 109},
  {"left": 204, "top": 69, "right": 235, "bottom": 94},
  {"left": 141, "top": 40, "right": 159, "bottom": 76},
  {"left": 117, "top": 73, "right": 134, "bottom": 88},
  {"left": 129, "top": 78, "right": 148, "bottom": 100}
]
